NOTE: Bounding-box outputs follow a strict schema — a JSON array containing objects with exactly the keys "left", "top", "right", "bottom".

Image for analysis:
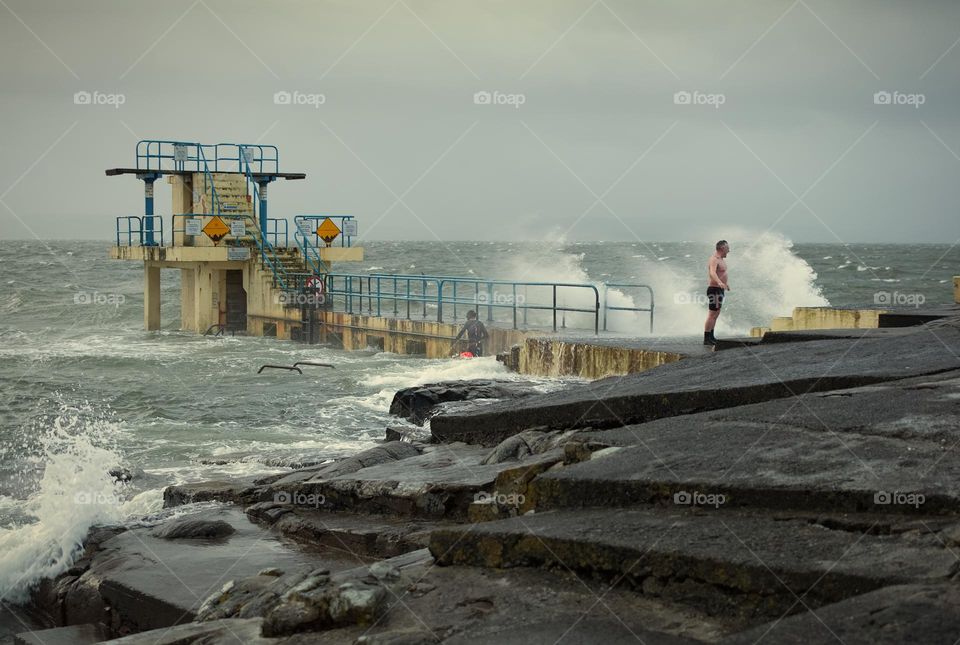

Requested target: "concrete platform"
[
  {"left": 535, "top": 370, "right": 960, "bottom": 515},
  {"left": 432, "top": 321, "right": 960, "bottom": 445},
  {"left": 12, "top": 624, "right": 107, "bottom": 645},
  {"left": 721, "top": 583, "right": 960, "bottom": 645},
  {"left": 430, "top": 506, "right": 959, "bottom": 623}
]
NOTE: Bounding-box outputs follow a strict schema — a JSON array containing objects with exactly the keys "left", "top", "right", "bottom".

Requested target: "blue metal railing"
[
  {"left": 265, "top": 217, "right": 288, "bottom": 248},
  {"left": 135, "top": 140, "right": 279, "bottom": 176},
  {"left": 324, "top": 273, "right": 603, "bottom": 334},
  {"left": 213, "top": 143, "right": 279, "bottom": 175},
  {"left": 116, "top": 216, "right": 141, "bottom": 246},
  {"left": 115, "top": 216, "right": 164, "bottom": 247},
  {"left": 603, "top": 283, "right": 655, "bottom": 333}
]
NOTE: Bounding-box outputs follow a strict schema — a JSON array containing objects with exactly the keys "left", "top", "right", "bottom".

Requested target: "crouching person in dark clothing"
[{"left": 454, "top": 310, "right": 488, "bottom": 357}]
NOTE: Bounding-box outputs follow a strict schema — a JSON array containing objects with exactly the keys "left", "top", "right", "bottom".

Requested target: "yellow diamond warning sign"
[
  {"left": 202, "top": 216, "right": 230, "bottom": 245},
  {"left": 316, "top": 217, "right": 341, "bottom": 247}
]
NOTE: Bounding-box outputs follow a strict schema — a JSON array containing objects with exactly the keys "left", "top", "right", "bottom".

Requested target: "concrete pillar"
[
  {"left": 194, "top": 264, "right": 209, "bottom": 333},
  {"left": 169, "top": 175, "right": 193, "bottom": 246},
  {"left": 180, "top": 268, "right": 196, "bottom": 331},
  {"left": 216, "top": 269, "right": 227, "bottom": 329},
  {"left": 144, "top": 263, "right": 161, "bottom": 331}
]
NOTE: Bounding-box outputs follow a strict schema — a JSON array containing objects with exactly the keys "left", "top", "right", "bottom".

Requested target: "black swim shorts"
[{"left": 706, "top": 286, "right": 724, "bottom": 311}]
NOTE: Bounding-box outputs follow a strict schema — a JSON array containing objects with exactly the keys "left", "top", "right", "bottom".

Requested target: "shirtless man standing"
[{"left": 704, "top": 240, "right": 730, "bottom": 346}]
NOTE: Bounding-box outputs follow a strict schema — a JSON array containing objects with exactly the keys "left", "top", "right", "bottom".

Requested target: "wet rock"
[
  {"left": 722, "top": 583, "right": 960, "bottom": 644},
  {"left": 255, "top": 508, "right": 439, "bottom": 558},
  {"left": 152, "top": 518, "right": 235, "bottom": 540},
  {"left": 269, "top": 444, "right": 563, "bottom": 520},
  {"left": 261, "top": 577, "right": 386, "bottom": 636},
  {"left": 535, "top": 369, "right": 960, "bottom": 515},
  {"left": 163, "top": 479, "right": 264, "bottom": 508},
  {"left": 244, "top": 501, "right": 294, "bottom": 525},
  {"left": 480, "top": 429, "right": 577, "bottom": 464},
  {"left": 109, "top": 466, "right": 143, "bottom": 482},
  {"left": 431, "top": 322, "right": 960, "bottom": 445},
  {"left": 390, "top": 379, "right": 541, "bottom": 425},
  {"left": 95, "top": 617, "right": 269, "bottom": 644},
  {"left": 444, "top": 617, "right": 699, "bottom": 645},
  {"left": 431, "top": 507, "right": 958, "bottom": 623},
  {"left": 198, "top": 452, "right": 332, "bottom": 469},
  {"left": 269, "top": 442, "right": 422, "bottom": 488},
  {"left": 368, "top": 561, "right": 401, "bottom": 582},
  {"left": 384, "top": 426, "right": 429, "bottom": 443},
  {"left": 12, "top": 623, "right": 108, "bottom": 645},
  {"left": 31, "top": 508, "right": 356, "bottom": 637}
]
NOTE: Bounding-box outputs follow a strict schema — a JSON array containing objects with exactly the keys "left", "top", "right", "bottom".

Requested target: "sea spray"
[
  {"left": 502, "top": 233, "right": 829, "bottom": 336},
  {"left": 0, "top": 401, "right": 138, "bottom": 602}
]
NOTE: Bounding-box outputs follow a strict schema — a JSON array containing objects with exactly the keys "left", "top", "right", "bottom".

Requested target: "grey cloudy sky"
[{"left": 1, "top": 0, "right": 958, "bottom": 243}]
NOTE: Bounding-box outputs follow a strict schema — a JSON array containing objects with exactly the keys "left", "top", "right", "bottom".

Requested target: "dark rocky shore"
[{"left": 9, "top": 315, "right": 960, "bottom": 644}]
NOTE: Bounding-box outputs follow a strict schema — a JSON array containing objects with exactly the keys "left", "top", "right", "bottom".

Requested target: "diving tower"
[{"left": 109, "top": 140, "right": 363, "bottom": 341}]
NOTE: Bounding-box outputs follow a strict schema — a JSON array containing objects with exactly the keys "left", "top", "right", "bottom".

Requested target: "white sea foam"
[
  {"left": 500, "top": 231, "right": 828, "bottom": 336},
  {"left": 0, "top": 402, "right": 161, "bottom": 602}
]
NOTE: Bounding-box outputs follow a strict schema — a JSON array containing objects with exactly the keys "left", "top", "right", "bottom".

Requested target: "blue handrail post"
[
  {"left": 392, "top": 277, "right": 398, "bottom": 316},
  {"left": 437, "top": 280, "right": 444, "bottom": 323},
  {"left": 139, "top": 172, "right": 161, "bottom": 246},
  {"left": 602, "top": 284, "right": 608, "bottom": 332},
  {"left": 486, "top": 282, "right": 494, "bottom": 322},
  {"left": 552, "top": 285, "right": 558, "bottom": 332},
  {"left": 594, "top": 289, "right": 600, "bottom": 335}
]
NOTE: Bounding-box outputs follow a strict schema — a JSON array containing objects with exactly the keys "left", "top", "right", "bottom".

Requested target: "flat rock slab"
[
  {"left": 431, "top": 322, "right": 960, "bottom": 445},
  {"left": 390, "top": 379, "right": 544, "bottom": 425},
  {"left": 444, "top": 617, "right": 702, "bottom": 645},
  {"left": 77, "top": 508, "right": 360, "bottom": 634},
  {"left": 13, "top": 624, "right": 107, "bottom": 645},
  {"left": 760, "top": 328, "right": 916, "bottom": 343},
  {"left": 199, "top": 451, "right": 335, "bottom": 469},
  {"left": 100, "top": 618, "right": 268, "bottom": 644},
  {"left": 270, "top": 444, "right": 565, "bottom": 519},
  {"left": 430, "top": 507, "right": 959, "bottom": 622},
  {"left": 246, "top": 504, "right": 446, "bottom": 559},
  {"left": 722, "top": 583, "right": 960, "bottom": 645},
  {"left": 277, "top": 551, "right": 724, "bottom": 643},
  {"left": 540, "top": 370, "right": 960, "bottom": 514},
  {"left": 267, "top": 441, "right": 422, "bottom": 488}
]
